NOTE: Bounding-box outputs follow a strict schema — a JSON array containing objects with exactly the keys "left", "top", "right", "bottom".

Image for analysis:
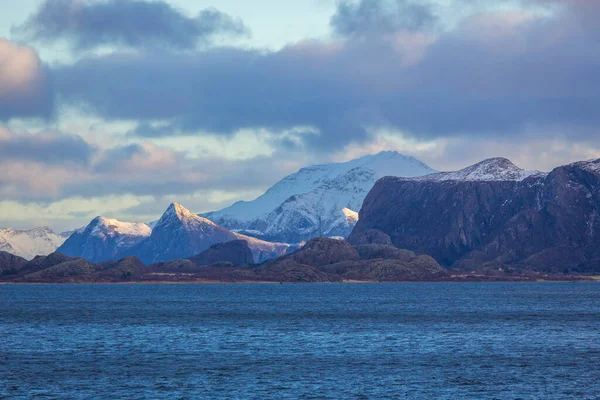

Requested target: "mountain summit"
[
  {"left": 57, "top": 217, "right": 151, "bottom": 262},
  {"left": 414, "top": 158, "right": 543, "bottom": 182},
  {"left": 122, "top": 203, "right": 289, "bottom": 264},
  {"left": 204, "top": 151, "right": 437, "bottom": 243}
]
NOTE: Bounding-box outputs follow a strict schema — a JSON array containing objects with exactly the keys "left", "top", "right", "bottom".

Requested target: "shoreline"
[{"left": 1, "top": 278, "right": 598, "bottom": 285}]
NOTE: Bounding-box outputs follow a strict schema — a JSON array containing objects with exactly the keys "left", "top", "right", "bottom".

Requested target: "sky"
[{"left": 0, "top": 0, "right": 599, "bottom": 231}]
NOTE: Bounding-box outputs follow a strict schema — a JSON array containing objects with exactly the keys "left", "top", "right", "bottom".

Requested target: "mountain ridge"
[
  {"left": 412, "top": 157, "right": 544, "bottom": 182},
  {"left": 350, "top": 157, "right": 600, "bottom": 272}
]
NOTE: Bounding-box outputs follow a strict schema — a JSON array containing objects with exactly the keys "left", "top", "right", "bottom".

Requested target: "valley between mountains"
[{"left": 2, "top": 151, "right": 600, "bottom": 283}]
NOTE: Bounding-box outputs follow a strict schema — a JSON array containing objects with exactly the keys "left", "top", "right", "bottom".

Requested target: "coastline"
[{"left": 1, "top": 277, "right": 598, "bottom": 285}]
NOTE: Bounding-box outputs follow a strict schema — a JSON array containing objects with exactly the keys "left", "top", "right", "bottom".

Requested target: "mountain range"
[
  {"left": 6, "top": 153, "right": 600, "bottom": 276},
  {"left": 58, "top": 203, "right": 291, "bottom": 264},
  {"left": 1, "top": 151, "right": 432, "bottom": 259}
]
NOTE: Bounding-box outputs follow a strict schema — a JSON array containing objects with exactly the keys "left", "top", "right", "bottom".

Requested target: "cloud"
[
  {"left": 65, "top": 147, "right": 301, "bottom": 199},
  {"left": 5, "top": 0, "right": 600, "bottom": 231},
  {"left": 0, "top": 38, "right": 53, "bottom": 120},
  {"left": 0, "top": 125, "right": 306, "bottom": 206},
  {"left": 52, "top": 2, "right": 600, "bottom": 151},
  {"left": 0, "top": 126, "right": 95, "bottom": 166},
  {"left": 92, "top": 142, "right": 178, "bottom": 173},
  {"left": 14, "top": 0, "right": 249, "bottom": 51},
  {"left": 331, "top": 0, "right": 437, "bottom": 36}
]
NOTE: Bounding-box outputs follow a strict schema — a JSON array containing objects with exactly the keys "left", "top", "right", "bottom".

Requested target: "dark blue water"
[{"left": 1, "top": 283, "right": 599, "bottom": 399}]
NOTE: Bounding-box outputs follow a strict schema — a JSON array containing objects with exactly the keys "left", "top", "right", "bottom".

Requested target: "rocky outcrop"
[
  {"left": 188, "top": 240, "right": 255, "bottom": 266},
  {"left": 263, "top": 237, "right": 446, "bottom": 281},
  {"left": 150, "top": 259, "right": 198, "bottom": 272},
  {"left": 0, "top": 251, "right": 27, "bottom": 276},
  {"left": 318, "top": 256, "right": 444, "bottom": 281},
  {"left": 19, "top": 253, "right": 75, "bottom": 276},
  {"left": 355, "top": 244, "right": 415, "bottom": 261},
  {"left": 350, "top": 158, "right": 600, "bottom": 272},
  {"left": 348, "top": 229, "right": 393, "bottom": 246},
  {"left": 21, "top": 259, "right": 96, "bottom": 283},
  {"left": 251, "top": 260, "right": 332, "bottom": 283},
  {"left": 96, "top": 257, "right": 147, "bottom": 280},
  {"left": 275, "top": 237, "right": 361, "bottom": 266}
]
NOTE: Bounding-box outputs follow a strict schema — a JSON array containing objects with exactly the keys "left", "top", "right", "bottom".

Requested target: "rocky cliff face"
[{"left": 350, "top": 158, "right": 600, "bottom": 272}]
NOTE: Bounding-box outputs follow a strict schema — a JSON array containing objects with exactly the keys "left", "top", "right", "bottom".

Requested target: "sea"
[{"left": 1, "top": 283, "right": 599, "bottom": 399}]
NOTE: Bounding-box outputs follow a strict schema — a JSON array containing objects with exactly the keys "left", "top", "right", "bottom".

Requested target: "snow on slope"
[
  {"left": 90, "top": 217, "right": 152, "bottom": 238},
  {"left": 232, "top": 232, "right": 291, "bottom": 263},
  {"left": 572, "top": 158, "right": 600, "bottom": 176},
  {"left": 204, "top": 151, "right": 437, "bottom": 243},
  {"left": 57, "top": 217, "right": 151, "bottom": 262},
  {"left": 0, "top": 227, "right": 69, "bottom": 260},
  {"left": 415, "top": 158, "right": 544, "bottom": 182},
  {"left": 205, "top": 151, "right": 436, "bottom": 224}
]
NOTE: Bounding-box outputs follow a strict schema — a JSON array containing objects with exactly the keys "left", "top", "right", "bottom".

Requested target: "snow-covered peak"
[
  {"left": 416, "top": 158, "right": 544, "bottom": 182},
  {"left": 58, "top": 217, "right": 151, "bottom": 262},
  {"left": 572, "top": 158, "right": 600, "bottom": 175},
  {"left": 156, "top": 203, "right": 218, "bottom": 231},
  {"left": 88, "top": 216, "right": 151, "bottom": 238},
  {"left": 205, "top": 151, "right": 437, "bottom": 223}
]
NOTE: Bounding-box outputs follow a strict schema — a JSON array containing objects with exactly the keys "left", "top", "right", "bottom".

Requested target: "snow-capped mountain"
[
  {"left": 122, "top": 203, "right": 290, "bottom": 264},
  {"left": 0, "top": 227, "right": 70, "bottom": 260},
  {"left": 204, "top": 151, "right": 437, "bottom": 243},
  {"left": 57, "top": 217, "right": 151, "bottom": 262},
  {"left": 414, "top": 158, "right": 544, "bottom": 182}
]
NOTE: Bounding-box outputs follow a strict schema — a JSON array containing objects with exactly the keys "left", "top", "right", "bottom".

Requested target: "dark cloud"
[
  {"left": 53, "top": 1, "right": 600, "bottom": 150},
  {"left": 0, "top": 129, "right": 95, "bottom": 166},
  {"left": 92, "top": 143, "right": 148, "bottom": 173},
  {"left": 13, "top": 0, "right": 249, "bottom": 51},
  {"left": 331, "top": 0, "right": 437, "bottom": 35},
  {"left": 67, "top": 151, "right": 296, "bottom": 199},
  {"left": 0, "top": 39, "right": 53, "bottom": 120},
  {"left": 53, "top": 44, "right": 379, "bottom": 150}
]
